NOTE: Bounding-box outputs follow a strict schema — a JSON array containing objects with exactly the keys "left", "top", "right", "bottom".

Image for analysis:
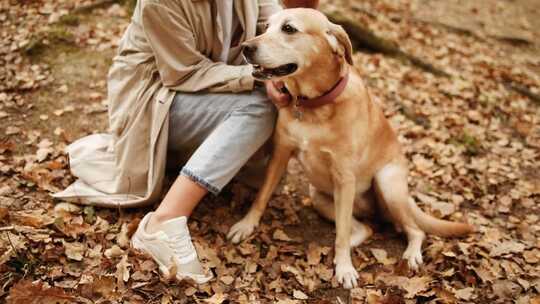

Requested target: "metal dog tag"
[
  {"left": 293, "top": 106, "right": 303, "bottom": 120},
  {"left": 293, "top": 100, "right": 303, "bottom": 120}
]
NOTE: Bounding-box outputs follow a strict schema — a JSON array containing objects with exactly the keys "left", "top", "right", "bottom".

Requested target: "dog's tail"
[{"left": 408, "top": 200, "right": 474, "bottom": 237}]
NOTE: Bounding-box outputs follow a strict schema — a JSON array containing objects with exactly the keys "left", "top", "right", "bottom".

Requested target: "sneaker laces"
[
  {"left": 167, "top": 233, "right": 197, "bottom": 262},
  {"left": 166, "top": 232, "right": 207, "bottom": 277}
]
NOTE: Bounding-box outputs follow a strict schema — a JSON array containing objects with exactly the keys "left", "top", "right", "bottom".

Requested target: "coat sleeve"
[
  {"left": 257, "top": 0, "right": 282, "bottom": 33},
  {"left": 141, "top": 3, "right": 254, "bottom": 93}
]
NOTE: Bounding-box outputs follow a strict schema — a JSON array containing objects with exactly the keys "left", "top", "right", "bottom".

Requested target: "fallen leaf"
[
  {"left": 115, "top": 254, "right": 131, "bottom": 289},
  {"left": 307, "top": 243, "right": 330, "bottom": 265},
  {"left": 523, "top": 249, "right": 540, "bottom": 264},
  {"left": 6, "top": 126, "right": 20, "bottom": 135},
  {"left": 57, "top": 84, "right": 68, "bottom": 93},
  {"left": 490, "top": 240, "right": 526, "bottom": 257},
  {"left": 63, "top": 241, "right": 85, "bottom": 261},
  {"left": 293, "top": 289, "right": 308, "bottom": 300},
  {"left": 6, "top": 280, "right": 74, "bottom": 304},
  {"left": 370, "top": 248, "right": 397, "bottom": 265},
  {"left": 0, "top": 207, "right": 9, "bottom": 221},
  {"left": 454, "top": 287, "right": 475, "bottom": 301},
  {"left": 220, "top": 275, "right": 234, "bottom": 285},
  {"left": 204, "top": 292, "right": 227, "bottom": 304},
  {"left": 105, "top": 245, "right": 125, "bottom": 258},
  {"left": 185, "top": 287, "right": 197, "bottom": 296},
  {"left": 54, "top": 202, "right": 80, "bottom": 217},
  {"left": 273, "top": 229, "right": 292, "bottom": 241},
  {"left": 116, "top": 222, "right": 130, "bottom": 248}
]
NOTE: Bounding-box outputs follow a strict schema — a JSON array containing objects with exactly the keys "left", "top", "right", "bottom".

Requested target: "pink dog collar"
[{"left": 295, "top": 72, "right": 349, "bottom": 109}]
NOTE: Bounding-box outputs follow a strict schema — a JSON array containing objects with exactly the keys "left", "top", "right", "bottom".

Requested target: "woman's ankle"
[
  {"left": 146, "top": 212, "right": 190, "bottom": 234},
  {"left": 146, "top": 212, "right": 171, "bottom": 233}
]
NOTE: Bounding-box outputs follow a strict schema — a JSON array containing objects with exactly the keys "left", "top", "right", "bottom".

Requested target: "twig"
[
  {"left": 412, "top": 17, "right": 533, "bottom": 46},
  {"left": 503, "top": 81, "right": 540, "bottom": 105},
  {"left": 0, "top": 226, "right": 14, "bottom": 232},
  {"left": 4, "top": 231, "right": 20, "bottom": 258},
  {"left": 322, "top": 8, "right": 450, "bottom": 77}
]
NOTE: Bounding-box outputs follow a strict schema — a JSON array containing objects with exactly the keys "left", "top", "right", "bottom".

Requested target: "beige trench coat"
[{"left": 53, "top": 0, "right": 281, "bottom": 208}]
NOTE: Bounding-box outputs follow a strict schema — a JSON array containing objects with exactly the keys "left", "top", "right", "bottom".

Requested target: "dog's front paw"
[
  {"left": 402, "top": 246, "right": 423, "bottom": 270},
  {"left": 227, "top": 216, "right": 258, "bottom": 244},
  {"left": 335, "top": 260, "right": 359, "bottom": 289}
]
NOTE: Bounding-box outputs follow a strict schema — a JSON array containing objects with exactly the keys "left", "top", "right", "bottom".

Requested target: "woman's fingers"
[
  {"left": 265, "top": 81, "right": 291, "bottom": 108},
  {"left": 282, "top": 0, "right": 319, "bottom": 9}
]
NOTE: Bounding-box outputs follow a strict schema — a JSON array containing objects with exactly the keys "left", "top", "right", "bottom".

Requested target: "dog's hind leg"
[
  {"left": 374, "top": 162, "right": 425, "bottom": 270},
  {"left": 309, "top": 185, "right": 372, "bottom": 248}
]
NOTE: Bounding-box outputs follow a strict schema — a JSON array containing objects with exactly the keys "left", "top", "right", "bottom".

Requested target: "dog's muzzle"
[{"left": 252, "top": 63, "right": 298, "bottom": 80}]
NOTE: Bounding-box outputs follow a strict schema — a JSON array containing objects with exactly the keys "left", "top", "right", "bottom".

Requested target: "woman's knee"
[{"left": 233, "top": 96, "right": 277, "bottom": 138}]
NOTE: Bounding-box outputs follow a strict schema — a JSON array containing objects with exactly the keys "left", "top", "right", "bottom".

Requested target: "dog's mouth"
[{"left": 252, "top": 63, "right": 298, "bottom": 79}]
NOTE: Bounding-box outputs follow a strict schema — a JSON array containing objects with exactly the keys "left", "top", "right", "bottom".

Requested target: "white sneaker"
[{"left": 131, "top": 212, "right": 213, "bottom": 284}]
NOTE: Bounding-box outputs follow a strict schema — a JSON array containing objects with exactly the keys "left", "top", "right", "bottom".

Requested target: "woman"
[{"left": 55, "top": 0, "right": 318, "bottom": 284}]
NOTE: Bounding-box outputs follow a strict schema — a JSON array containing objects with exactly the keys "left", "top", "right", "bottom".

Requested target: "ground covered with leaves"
[{"left": 0, "top": 0, "right": 539, "bottom": 303}]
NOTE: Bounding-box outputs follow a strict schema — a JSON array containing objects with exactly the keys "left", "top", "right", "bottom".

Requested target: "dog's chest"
[
  {"left": 283, "top": 117, "right": 374, "bottom": 195},
  {"left": 286, "top": 119, "right": 332, "bottom": 151},
  {"left": 284, "top": 120, "right": 339, "bottom": 192}
]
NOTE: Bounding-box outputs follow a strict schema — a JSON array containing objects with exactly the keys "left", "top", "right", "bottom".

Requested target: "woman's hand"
[
  {"left": 282, "top": 0, "right": 319, "bottom": 9},
  {"left": 264, "top": 80, "right": 291, "bottom": 108}
]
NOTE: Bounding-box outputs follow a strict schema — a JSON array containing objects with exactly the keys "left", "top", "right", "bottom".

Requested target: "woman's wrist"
[{"left": 254, "top": 80, "right": 265, "bottom": 88}]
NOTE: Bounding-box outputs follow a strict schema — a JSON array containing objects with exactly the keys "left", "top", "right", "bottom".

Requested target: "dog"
[{"left": 227, "top": 8, "right": 474, "bottom": 289}]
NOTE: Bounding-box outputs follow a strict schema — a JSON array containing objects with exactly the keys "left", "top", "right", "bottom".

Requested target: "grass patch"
[
  {"left": 58, "top": 14, "right": 80, "bottom": 27},
  {"left": 23, "top": 26, "right": 76, "bottom": 58},
  {"left": 399, "top": 105, "right": 431, "bottom": 128},
  {"left": 46, "top": 26, "right": 75, "bottom": 43},
  {"left": 449, "top": 132, "right": 482, "bottom": 156}
]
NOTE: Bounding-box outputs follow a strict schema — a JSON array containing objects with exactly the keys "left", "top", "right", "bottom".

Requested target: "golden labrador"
[{"left": 228, "top": 8, "right": 474, "bottom": 288}]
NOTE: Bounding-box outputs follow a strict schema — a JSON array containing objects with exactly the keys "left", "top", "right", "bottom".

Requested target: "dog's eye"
[{"left": 281, "top": 23, "right": 297, "bottom": 34}]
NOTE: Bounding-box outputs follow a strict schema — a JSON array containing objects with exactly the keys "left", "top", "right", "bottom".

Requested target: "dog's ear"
[{"left": 325, "top": 22, "right": 353, "bottom": 65}]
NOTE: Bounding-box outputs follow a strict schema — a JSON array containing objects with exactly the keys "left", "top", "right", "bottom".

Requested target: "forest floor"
[{"left": 0, "top": 0, "right": 539, "bottom": 303}]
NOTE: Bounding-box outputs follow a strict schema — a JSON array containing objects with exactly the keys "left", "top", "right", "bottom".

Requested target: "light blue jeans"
[{"left": 168, "top": 89, "right": 277, "bottom": 194}]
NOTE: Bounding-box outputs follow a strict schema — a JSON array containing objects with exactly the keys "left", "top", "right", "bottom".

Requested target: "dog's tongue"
[
  {"left": 252, "top": 69, "right": 272, "bottom": 80},
  {"left": 273, "top": 81, "right": 293, "bottom": 101},
  {"left": 273, "top": 81, "right": 286, "bottom": 92}
]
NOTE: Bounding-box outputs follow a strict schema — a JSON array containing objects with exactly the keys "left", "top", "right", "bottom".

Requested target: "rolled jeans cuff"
[{"left": 180, "top": 168, "right": 220, "bottom": 195}]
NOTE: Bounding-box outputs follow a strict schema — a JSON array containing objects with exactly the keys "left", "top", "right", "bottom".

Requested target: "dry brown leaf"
[
  {"left": 454, "top": 287, "right": 475, "bottom": 301},
  {"left": 6, "top": 280, "right": 74, "bottom": 304},
  {"left": 53, "top": 202, "right": 80, "bottom": 216},
  {"left": 273, "top": 228, "right": 292, "bottom": 241},
  {"left": 204, "top": 292, "right": 227, "bottom": 304},
  {"left": 530, "top": 295, "right": 540, "bottom": 304},
  {"left": 116, "top": 222, "right": 130, "bottom": 248},
  {"left": 490, "top": 240, "right": 526, "bottom": 257},
  {"left": 370, "top": 248, "right": 397, "bottom": 265},
  {"left": 89, "top": 276, "right": 118, "bottom": 299},
  {"left": 307, "top": 243, "right": 330, "bottom": 265},
  {"left": 523, "top": 249, "right": 540, "bottom": 264},
  {"left": 185, "top": 286, "right": 197, "bottom": 296},
  {"left": 11, "top": 210, "right": 52, "bottom": 228},
  {"left": 63, "top": 240, "right": 85, "bottom": 261},
  {"left": 220, "top": 275, "right": 235, "bottom": 285},
  {"left": 6, "top": 126, "right": 20, "bottom": 135},
  {"left": 492, "top": 280, "right": 522, "bottom": 299},
  {"left": 105, "top": 245, "right": 125, "bottom": 258},
  {"left": 115, "top": 254, "right": 131, "bottom": 289},
  {"left": 293, "top": 289, "right": 308, "bottom": 300},
  {"left": 0, "top": 207, "right": 8, "bottom": 221}
]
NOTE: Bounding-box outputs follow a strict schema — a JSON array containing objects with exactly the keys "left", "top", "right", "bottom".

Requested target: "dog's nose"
[{"left": 242, "top": 44, "right": 258, "bottom": 59}]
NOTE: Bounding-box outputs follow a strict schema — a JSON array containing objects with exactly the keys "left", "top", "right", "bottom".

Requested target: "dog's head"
[{"left": 242, "top": 8, "right": 353, "bottom": 81}]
